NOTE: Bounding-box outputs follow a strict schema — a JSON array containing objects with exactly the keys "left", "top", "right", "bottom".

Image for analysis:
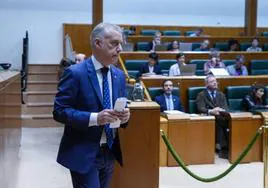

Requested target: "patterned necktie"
[{"left": 101, "top": 67, "right": 113, "bottom": 149}]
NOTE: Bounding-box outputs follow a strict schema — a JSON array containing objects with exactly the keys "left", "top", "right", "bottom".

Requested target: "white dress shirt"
[
  {"left": 169, "top": 63, "right": 181, "bottom": 76},
  {"left": 164, "top": 94, "right": 174, "bottom": 110},
  {"left": 148, "top": 65, "right": 154, "bottom": 73},
  {"left": 88, "top": 55, "right": 113, "bottom": 144}
]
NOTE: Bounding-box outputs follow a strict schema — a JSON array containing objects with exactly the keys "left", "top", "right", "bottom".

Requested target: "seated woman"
[
  {"left": 228, "top": 38, "right": 240, "bottom": 51},
  {"left": 149, "top": 31, "right": 162, "bottom": 51},
  {"left": 168, "top": 40, "right": 180, "bottom": 52},
  {"left": 204, "top": 50, "right": 225, "bottom": 75},
  {"left": 169, "top": 53, "right": 186, "bottom": 76},
  {"left": 242, "top": 84, "right": 268, "bottom": 112},
  {"left": 137, "top": 52, "right": 161, "bottom": 77},
  {"left": 226, "top": 55, "right": 248, "bottom": 76},
  {"left": 246, "top": 38, "right": 262, "bottom": 52}
]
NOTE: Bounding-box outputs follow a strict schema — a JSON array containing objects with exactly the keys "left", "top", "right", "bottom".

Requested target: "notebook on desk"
[
  {"left": 210, "top": 68, "right": 229, "bottom": 76},
  {"left": 180, "top": 64, "right": 196, "bottom": 76}
]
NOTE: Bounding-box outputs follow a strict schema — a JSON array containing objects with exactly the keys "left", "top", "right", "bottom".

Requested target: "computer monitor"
[
  {"left": 155, "top": 44, "right": 168, "bottom": 51},
  {"left": 179, "top": 42, "right": 193, "bottom": 51},
  {"left": 210, "top": 68, "right": 230, "bottom": 76},
  {"left": 122, "top": 43, "right": 134, "bottom": 51}
]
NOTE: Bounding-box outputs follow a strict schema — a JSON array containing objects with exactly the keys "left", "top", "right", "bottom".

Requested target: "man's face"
[
  {"left": 177, "top": 55, "right": 185, "bottom": 65},
  {"left": 252, "top": 39, "right": 258, "bottom": 47},
  {"left": 235, "top": 58, "right": 244, "bottom": 69},
  {"left": 95, "top": 30, "right": 123, "bottom": 66},
  {"left": 163, "top": 80, "right": 173, "bottom": 95},
  {"left": 206, "top": 77, "right": 218, "bottom": 90},
  {"left": 75, "top": 54, "right": 85, "bottom": 64},
  {"left": 148, "top": 58, "right": 156, "bottom": 66}
]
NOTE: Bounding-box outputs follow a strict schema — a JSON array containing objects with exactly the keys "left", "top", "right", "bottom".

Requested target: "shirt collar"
[{"left": 91, "top": 55, "right": 111, "bottom": 71}]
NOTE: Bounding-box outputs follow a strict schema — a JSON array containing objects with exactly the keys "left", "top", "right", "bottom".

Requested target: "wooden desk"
[
  {"left": 0, "top": 71, "right": 21, "bottom": 188},
  {"left": 141, "top": 75, "right": 268, "bottom": 112},
  {"left": 111, "top": 102, "right": 160, "bottom": 188},
  {"left": 160, "top": 116, "right": 168, "bottom": 166},
  {"left": 229, "top": 113, "right": 263, "bottom": 163},
  {"left": 164, "top": 114, "right": 215, "bottom": 166}
]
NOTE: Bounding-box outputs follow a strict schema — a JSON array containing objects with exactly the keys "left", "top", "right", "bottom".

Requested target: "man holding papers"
[{"left": 53, "top": 23, "right": 130, "bottom": 188}]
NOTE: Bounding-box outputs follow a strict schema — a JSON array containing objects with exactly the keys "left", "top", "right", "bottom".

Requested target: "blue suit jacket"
[
  {"left": 137, "top": 63, "right": 161, "bottom": 77},
  {"left": 154, "top": 94, "right": 184, "bottom": 112},
  {"left": 53, "top": 58, "right": 127, "bottom": 173}
]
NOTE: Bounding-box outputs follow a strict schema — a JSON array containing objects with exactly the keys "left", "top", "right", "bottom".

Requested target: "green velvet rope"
[{"left": 160, "top": 127, "right": 263, "bottom": 183}]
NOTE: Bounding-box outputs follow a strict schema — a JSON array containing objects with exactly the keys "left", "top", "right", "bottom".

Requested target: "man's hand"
[
  {"left": 117, "top": 108, "right": 130, "bottom": 124},
  {"left": 97, "top": 109, "right": 120, "bottom": 125}
]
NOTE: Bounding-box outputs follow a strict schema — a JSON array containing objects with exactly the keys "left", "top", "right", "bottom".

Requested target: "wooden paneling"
[
  {"left": 166, "top": 114, "right": 215, "bottom": 166},
  {"left": 245, "top": 0, "right": 257, "bottom": 36},
  {"left": 63, "top": 24, "right": 93, "bottom": 57},
  {"left": 92, "top": 0, "right": 103, "bottom": 28},
  {"left": 141, "top": 75, "right": 268, "bottom": 112},
  {"left": 111, "top": 102, "right": 160, "bottom": 188},
  {"left": 0, "top": 71, "right": 21, "bottom": 188},
  {"left": 229, "top": 113, "right": 262, "bottom": 163}
]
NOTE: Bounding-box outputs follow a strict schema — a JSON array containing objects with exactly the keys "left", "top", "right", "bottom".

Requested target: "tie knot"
[{"left": 101, "top": 67, "right": 109, "bottom": 76}]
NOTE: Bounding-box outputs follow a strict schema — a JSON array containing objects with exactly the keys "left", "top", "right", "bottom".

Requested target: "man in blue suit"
[
  {"left": 154, "top": 79, "right": 184, "bottom": 112},
  {"left": 137, "top": 52, "right": 161, "bottom": 77},
  {"left": 53, "top": 23, "right": 130, "bottom": 188}
]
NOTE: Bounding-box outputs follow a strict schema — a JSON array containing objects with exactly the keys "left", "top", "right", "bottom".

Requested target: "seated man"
[
  {"left": 169, "top": 53, "right": 186, "bottom": 76},
  {"left": 137, "top": 52, "right": 161, "bottom": 77},
  {"left": 75, "top": 53, "right": 86, "bottom": 64},
  {"left": 204, "top": 50, "right": 225, "bottom": 75},
  {"left": 154, "top": 79, "right": 184, "bottom": 112},
  {"left": 226, "top": 55, "right": 248, "bottom": 76},
  {"left": 194, "top": 40, "right": 210, "bottom": 51},
  {"left": 149, "top": 31, "right": 162, "bottom": 51},
  {"left": 196, "top": 75, "right": 230, "bottom": 158},
  {"left": 246, "top": 38, "right": 263, "bottom": 52},
  {"left": 228, "top": 38, "right": 240, "bottom": 51}
]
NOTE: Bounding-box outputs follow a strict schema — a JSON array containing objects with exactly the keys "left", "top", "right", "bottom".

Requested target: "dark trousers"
[
  {"left": 70, "top": 146, "right": 115, "bottom": 188},
  {"left": 215, "top": 115, "right": 230, "bottom": 150}
]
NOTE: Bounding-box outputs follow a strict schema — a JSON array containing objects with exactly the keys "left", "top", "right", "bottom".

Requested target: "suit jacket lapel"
[
  {"left": 111, "top": 66, "right": 119, "bottom": 107},
  {"left": 86, "top": 58, "right": 103, "bottom": 106}
]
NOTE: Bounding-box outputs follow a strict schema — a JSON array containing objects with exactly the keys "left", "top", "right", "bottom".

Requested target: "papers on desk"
[{"left": 163, "top": 110, "right": 185, "bottom": 115}]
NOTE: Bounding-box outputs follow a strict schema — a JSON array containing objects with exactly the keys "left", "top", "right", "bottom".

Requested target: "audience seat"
[
  {"left": 250, "top": 60, "right": 268, "bottom": 75},
  {"left": 222, "top": 60, "right": 235, "bottom": 67},
  {"left": 263, "top": 44, "right": 268, "bottom": 51},
  {"left": 148, "top": 87, "right": 180, "bottom": 101},
  {"left": 136, "top": 42, "right": 150, "bottom": 51},
  {"left": 185, "top": 31, "right": 195, "bottom": 36},
  {"left": 189, "top": 59, "right": 208, "bottom": 76},
  {"left": 163, "top": 30, "right": 180, "bottom": 36},
  {"left": 263, "top": 32, "right": 268, "bottom": 37},
  {"left": 123, "top": 29, "right": 131, "bottom": 36},
  {"left": 188, "top": 87, "right": 206, "bottom": 113},
  {"left": 192, "top": 43, "right": 202, "bottom": 51},
  {"left": 140, "top": 30, "right": 159, "bottom": 36},
  {"left": 125, "top": 60, "right": 148, "bottom": 78},
  {"left": 159, "top": 59, "right": 177, "bottom": 75},
  {"left": 240, "top": 43, "right": 251, "bottom": 51},
  {"left": 214, "top": 43, "right": 228, "bottom": 51},
  {"left": 225, "top": 86, "right": 251, "bottom": 112}
]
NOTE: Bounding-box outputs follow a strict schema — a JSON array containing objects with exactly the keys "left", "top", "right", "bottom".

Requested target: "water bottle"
[{"left": 132, "top": 82, "right": 144, "bottom": 101}]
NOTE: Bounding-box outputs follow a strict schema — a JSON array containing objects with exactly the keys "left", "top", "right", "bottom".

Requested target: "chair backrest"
[
  {"left": 222, "top": 60, "right": 236, "bottom": 67},
  {"left": 263, "top": 44, "right": 268, "bottom": 51},
  {"left": 250, "top": 60, "right": 268, "bottom": 75},
  {"left": 140, "top": 30, "right": 159, "bottom": 36},
  {"left": 125, "top": 60, "right": 148, "bottom": 79},
  {"left": 136, "top": 42, "right": 150, "bottom": 51},
  {"left": 240, "top": 42, "right": 251, "bottom": 51},
  {"left": 158, "top": 59, "right": 177, "bottom": 73},
  {"left": 263, "top": 32, "right": 268, "bottom": 37},
  {"left": 185, "top": 31, "right": 195, "bottom": 36},
  {"left": 225, "top": 86, "right": 251, "bottom": 111},
  {"left": 163, "top": 30, "right": 180, "bottom": 36},
  {"left": 192, "top": 43, "right": 202, "bottom": 51},
  {"left": 148, "top": 87, "right": 180, "bottom": 101},
  {"left": 188, "top": 87, "right": 206, "bottom": 113},
  {"left": 214, "top": 42, "right": 228, "bottom": 51},
  {"left": 189, "top": 59, "right": 208, "bottom": 76}
]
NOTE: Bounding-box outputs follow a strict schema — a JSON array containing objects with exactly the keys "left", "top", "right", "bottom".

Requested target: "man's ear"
[{"left": 95, "top": 39, "right": 102, "bottom": 48}]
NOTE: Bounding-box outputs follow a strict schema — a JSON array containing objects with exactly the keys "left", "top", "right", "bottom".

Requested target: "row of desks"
[{"left": 159, "top": 112, "right": 263, "bottom": 167}]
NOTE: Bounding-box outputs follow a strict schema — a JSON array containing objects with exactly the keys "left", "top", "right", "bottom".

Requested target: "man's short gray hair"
[
  {"left": 205, "top": 74, "right": 215, "bottom": 84},
  {"left": 90, "top": 23, "right": 123, "bottom": 47}
]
